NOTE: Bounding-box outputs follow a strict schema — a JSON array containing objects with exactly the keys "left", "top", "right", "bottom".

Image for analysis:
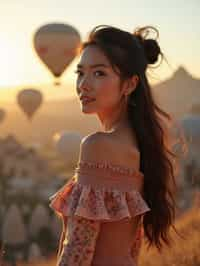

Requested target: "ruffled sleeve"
[
  {"left": 49, "top": 160, "right": 151, "bottom": 265},
  {"left": 49, "top": 160, "right": 151, "bottom": 221}
]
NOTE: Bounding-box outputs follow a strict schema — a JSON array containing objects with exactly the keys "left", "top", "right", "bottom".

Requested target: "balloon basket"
[{"left": 54, "top": 80, "right": 61, "bottom": 86}]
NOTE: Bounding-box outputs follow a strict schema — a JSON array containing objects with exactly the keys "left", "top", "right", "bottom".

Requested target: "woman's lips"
[{"left": 81, "top": 99, "right": 95, "bottom": 104}]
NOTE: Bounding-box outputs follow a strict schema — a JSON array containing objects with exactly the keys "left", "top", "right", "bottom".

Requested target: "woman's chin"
[
  {"left": 81, "top": 105, "right": 96, "bottom": 114},
  {"left": 80, "top": 102, "right": 97, "bottom": 114}
]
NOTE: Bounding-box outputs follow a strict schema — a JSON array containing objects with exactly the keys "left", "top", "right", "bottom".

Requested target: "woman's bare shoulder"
[
  {"left": 80, "top": 131, "right": 107, "bottom": 146},
  {"left": 79, "top": 131, "right": 109, "bottom": 162},
  {"left": 80, "top": 130, "right": 140, "bottom": 169}
]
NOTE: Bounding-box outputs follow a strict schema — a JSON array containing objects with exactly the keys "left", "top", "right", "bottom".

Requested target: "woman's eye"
[
  {"left": 74, "top": 70, "right": 83, "bottom": 76},
  {"left": 94, "top": 70, "right": 105, "bottom": 77},
  {"left": 74, "top": 70, "right": 105, "bottom": 77}
]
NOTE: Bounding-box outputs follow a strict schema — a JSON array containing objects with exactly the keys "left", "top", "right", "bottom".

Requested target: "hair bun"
[
  {"left": 143, "top": 39, "right": 161, "bottom": 64},
  {"left": 133, "top": 26, "right": 161, "bottom": 65}
]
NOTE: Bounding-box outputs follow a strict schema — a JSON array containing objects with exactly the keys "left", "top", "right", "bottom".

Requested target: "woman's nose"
[{"left": 78, "top": 75, "right": 91, "bottom": 92}]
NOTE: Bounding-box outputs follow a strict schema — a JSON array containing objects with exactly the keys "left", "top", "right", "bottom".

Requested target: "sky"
[{"left": 0, "top": 0, "right": 199, "bottom": 100}]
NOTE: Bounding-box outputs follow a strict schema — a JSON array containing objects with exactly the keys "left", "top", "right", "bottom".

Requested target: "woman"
[{"left": 49, "top": 25, "right": 187, "bottom": 266}]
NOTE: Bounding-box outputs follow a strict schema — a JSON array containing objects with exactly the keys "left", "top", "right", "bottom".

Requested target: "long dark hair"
[{"left": 80, "top": 25, "right": 188, "bottom": 252}]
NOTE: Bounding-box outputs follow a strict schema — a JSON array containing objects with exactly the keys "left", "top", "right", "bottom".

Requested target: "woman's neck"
[{"left": 100, "top": 110, "right": 130, "bottom": 133}]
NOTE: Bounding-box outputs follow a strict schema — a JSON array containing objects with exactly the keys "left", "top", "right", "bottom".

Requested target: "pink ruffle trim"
[
  {"left": 75, "top": 160, "right": 144, "bottom": 178},
  {"left": 49, "top": 177, "right": 151, "bottom": 221}
]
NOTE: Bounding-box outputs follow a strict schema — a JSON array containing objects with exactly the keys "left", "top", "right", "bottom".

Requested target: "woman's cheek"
[{"left": 96, "top": 78, "right": 111, "bottom": 91}]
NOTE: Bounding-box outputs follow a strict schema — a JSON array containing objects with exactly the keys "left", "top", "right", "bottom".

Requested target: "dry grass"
[
  {"left": 2, "top": 205, "right": 199, "bottom": 266},
  {"left": 139, "top": 205, "right": 200, "bottom": 266},
  {"left": 16, "top": 255, "right": 57, "bottom": 266}
]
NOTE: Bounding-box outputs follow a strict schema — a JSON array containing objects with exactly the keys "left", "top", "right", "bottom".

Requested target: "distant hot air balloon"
[
  {"left": 0, "top": 108, "right": 6, "bottom": 123},
  {"left": 53, "top": 131, "right": 82, "bottom": 167},
  {"left": 33, "top": 23, "right": 81, "bottom": 85},
  {"left": 17, "top": 89, "right": 43, "bottom": 120}
]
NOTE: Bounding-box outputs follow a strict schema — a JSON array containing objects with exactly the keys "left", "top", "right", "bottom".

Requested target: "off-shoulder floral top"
[{"left": 49, "top": 160, "right": 151, "bottom": 266}]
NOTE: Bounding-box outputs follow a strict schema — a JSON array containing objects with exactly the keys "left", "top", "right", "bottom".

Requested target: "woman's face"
[{"left": 75, "top": 45, "right": 125, "bottom": 115}]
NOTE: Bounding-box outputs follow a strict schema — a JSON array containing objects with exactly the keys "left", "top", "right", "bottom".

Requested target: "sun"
[{"left": 0, "top": 33, "right": 26, "bottom": 87}]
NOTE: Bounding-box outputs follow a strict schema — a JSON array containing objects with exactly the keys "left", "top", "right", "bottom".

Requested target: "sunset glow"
[{"left": 0, "top": 0, "right": 199, "bottom": 100}]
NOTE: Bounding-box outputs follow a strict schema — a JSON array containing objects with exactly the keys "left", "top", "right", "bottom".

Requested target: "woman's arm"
[
  {"left": 57, "top": 215, "right": 68, "bottom": 260},
  {"left": 57, "top": 215, "right": 101, "bottom": 266}
]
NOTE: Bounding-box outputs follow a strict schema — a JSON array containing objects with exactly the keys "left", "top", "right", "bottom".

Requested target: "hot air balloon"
[
  {"left": 0, "top": 108, "right": 6, "bottom": 123},
  {"left": 53, "top": 131, "right": 82, "bottom": 167},
  {"left": 17, "top": 89, "right": 43, "bottom": 120},
  {"left": 33, "top": 23, "right": 81, "bottom": 85}
]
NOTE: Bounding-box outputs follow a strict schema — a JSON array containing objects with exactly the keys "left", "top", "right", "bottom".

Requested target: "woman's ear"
[
  {"left": 120, "top": 74, "right": 139, "bottom": 96},
  {"left": 123, "top": 75, "right": 139, "bottom": 96},
  {"left": 129, "top": 74, "right": 139, "bottom": 94}
]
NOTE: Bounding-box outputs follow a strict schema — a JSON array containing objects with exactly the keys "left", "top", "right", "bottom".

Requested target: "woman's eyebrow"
[{"left": 77, "top": 63, "right": 110, "bottom": 69}]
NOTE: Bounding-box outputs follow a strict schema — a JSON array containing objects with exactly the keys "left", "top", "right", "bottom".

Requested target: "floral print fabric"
[
  {"left": 49, "top": 178, "right": 151, "bottom": 222},
  {"left": 57, "top": 215, "right": 101, "bottom": 266}
]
